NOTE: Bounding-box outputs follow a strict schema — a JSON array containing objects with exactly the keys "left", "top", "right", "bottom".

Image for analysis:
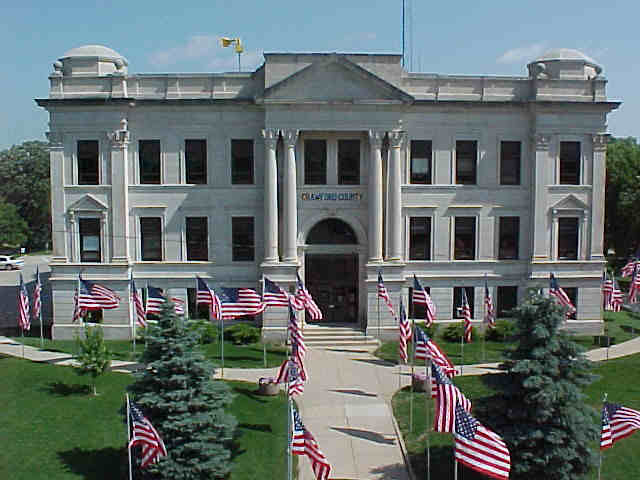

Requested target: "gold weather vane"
[{"left": 220, "top": 37, "right": 244, "bottom": 72}]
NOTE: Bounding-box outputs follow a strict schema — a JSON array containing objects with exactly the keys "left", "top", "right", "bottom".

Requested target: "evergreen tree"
[
  {"left": 128, "top": 301, "right": 236, "bottom": 479},
  {"left": 490, "top": 294, "right": 598, "bottom": 480},
  {"left": 75, "top": 324, "right": 112, "bottom": 396}
]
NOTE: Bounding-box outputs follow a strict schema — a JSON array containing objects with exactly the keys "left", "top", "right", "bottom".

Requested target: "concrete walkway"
[{"left": 4, "top": 335, "right": 640, "bottom": 479}]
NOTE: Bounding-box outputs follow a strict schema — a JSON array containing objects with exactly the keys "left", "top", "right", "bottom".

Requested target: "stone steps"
[{"left": 298, "top": 324, "right": 380, "bottom": 348}]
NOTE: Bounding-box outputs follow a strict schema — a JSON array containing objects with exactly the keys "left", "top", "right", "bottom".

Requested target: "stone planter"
[
  {"left": 258, "top": 378, "right": 279, "bottom": 396},
  {"left": 412, "top": 372, "right": 428, "bottom": 392}
]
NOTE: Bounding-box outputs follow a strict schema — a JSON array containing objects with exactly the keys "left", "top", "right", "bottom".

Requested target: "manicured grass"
[
  {"left": 0, "top": 356, "right": 289, "bottom": 479},
  {"left": 392, "top": 353, "right": 640, "bottom": 479},
  {"left": 17, "top": 337, "right": 138, "bottom": 361}
]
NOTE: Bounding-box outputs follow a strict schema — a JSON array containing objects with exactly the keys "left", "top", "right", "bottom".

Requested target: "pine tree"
[
  {"left": 489, "top": 293, "right": 598, "bottom": 480},
  {"left": 75, "top": 324, "right": 111, "bottom": 395},
  {"left": 128, "top": 301, "right": 237, "bottom": 479}
]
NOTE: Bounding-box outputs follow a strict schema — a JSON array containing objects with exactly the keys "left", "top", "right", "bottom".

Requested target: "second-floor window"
[
  {"left": 453, "top": 287, "right": 474, "bottom": 319},
  {"left": 338, "top": 140, "right": 360, "bottom": 185},
  {"left": 185, "top": 139, "right": 207, "bottom": 184},
  {"left": 77, "top": 140, "right": 99, "bottom": 185},
  {"left": 305, "top": 140, "right": 327, "bottom": 185},
  {"left": 231, "top": 139, "right": 254, "bottom": 184},
  {"left": 186, "top": 217, "right": 208, "bottom": 261},
  {"left": 79, "top": 218, "right": 101, "bottom": 262},
  {"left": 559, "top": 141, "right": 580, "bottom": 185},
  {"left": 409, "top": 217, "right": 431, "bottom": 260},
  {"left": 498, "top": 217, "right": 520, "bottom": 260},
  {"left": 410, "top": 140, "right": 432, "bottom": 184},
  {"left": 232, "top": 217, "right": 254, "bottom": 261},
  {"left": 558, "top": 217, "right": 579, "bottom": 260},
  {"left": 454, "top": 217, "right": 476, "bottom": 260},
  {"left": 456, "top": 140, "right": 477, "bottom": 185},
  {"left": 500, "top": 141, "right": 521, "bottom": 185},
  {"left": 140, "top": 217, "right": 162, "bottom": 261},
  {"left": 139, "top": 140, "right": 161, "bottom": 184}
]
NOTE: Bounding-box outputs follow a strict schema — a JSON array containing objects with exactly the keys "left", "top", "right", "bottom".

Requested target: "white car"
[{"left": 0, "top": 255, "right": 24, "bottom": 270}]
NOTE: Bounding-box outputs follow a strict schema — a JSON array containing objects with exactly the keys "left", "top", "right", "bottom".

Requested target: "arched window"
[{"left": 307, "top": 219, "right": 358, "bottom": 244}]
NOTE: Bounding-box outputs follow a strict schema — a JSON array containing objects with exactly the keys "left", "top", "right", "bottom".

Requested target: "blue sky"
[{"left": 1, "top": 0, "right": 636, "bottom": 149}]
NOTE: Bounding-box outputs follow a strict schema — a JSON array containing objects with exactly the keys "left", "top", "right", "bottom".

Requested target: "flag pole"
[
  {"left": 410, "top": 319, "right": 415, "bottom": 433},
  {"left": 482, "top": 289, "right": 486, "bottom": 363},
  {"left": 398, "top": 295, "right": 402, "bottom": 392},
  {"left": 377, "top": 286, "right": 381, "bottom": 339},
  {"left": 460, "top": 314, "right": 464, "bottom": 375},
  {"left": 425, "top": 356, "right": 431, "bottom": 480},
  {"left": 126, "top": 393, "right": 133, "bottom": 480},
  {"left": 21, "top": 327, "right": 25, "bottom": 359},
  {"left": 38, "top": 267, "right": 44, "bottom": 348},
  {"left": 453, "top": 413, "right": 458, "bottom": 480},
  {"left": 287, "top": 395, "right": 293, "bottom": 480},
  {"left": 130, "top": 275, "right": 136, "bottom": 356},
  {"left": 261, "top": 275, "right": 267, "bottom": 368},
  {"left": 599, "top": 392, "right": 608, "bottom": 480},
  {"left": 220, "top": 310, "right": 225, "bottom": 378}
]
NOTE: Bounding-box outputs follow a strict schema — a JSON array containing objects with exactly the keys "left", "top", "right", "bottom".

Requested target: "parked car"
[{"left": 0, "top": 255, "right": 24, "bottom": 270}]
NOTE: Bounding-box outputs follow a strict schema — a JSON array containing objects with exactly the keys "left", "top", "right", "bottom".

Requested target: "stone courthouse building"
[{"left": 37, "top": 45, "right": 619, "bottom": 340}]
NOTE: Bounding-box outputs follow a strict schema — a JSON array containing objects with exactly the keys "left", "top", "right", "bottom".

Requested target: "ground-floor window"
[
  {"left": 453, "top": 287, "right": 474, "bottom": 319},
  {"left": 408, "top": 286, "right": 429, "bottom": 319},
  {"left": 187, "top": 288, "right": 212, "bottom": 319},
  {"left": 563, "top": 287, "right": 578, "bottom": 320},
  {"left": 497, "top": 286, "right": 518, "bottom": 317}
]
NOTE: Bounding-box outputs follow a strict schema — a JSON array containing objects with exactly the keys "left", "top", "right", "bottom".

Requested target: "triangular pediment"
[
  {"left": 551, "top": 194, "right": 588, "bottom": 211},
  {"left": 261, "top": 56, "right": 413, "bottom": 104},
  {"left": 68, "top": 194, "right": 108, "bottom": 212}
]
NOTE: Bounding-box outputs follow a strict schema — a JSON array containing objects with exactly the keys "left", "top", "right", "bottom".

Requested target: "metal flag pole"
[
  {"left": 425, "top": 356, "right": 432, "bottom": 480},
  {"left": 599, "top": 392, "right": 608, "bottom": 480},
  {"left": 460, "top": 315, "right": 464, "bottom": 375},
  {"left": 261, "top": 275, "right": 267, "bottom": 368},
  {"left": 398, "top": 295, "right": 402, "bottom": 392},
  {"left": 220, "top": 309, "right": 225, "bottom": 378},
  {"left": 130, "top": 274, "right": 136, "bottom": 356},
  {"left": 409, "top": 318, "right": 415, "bottom": 433},
  {"left": 482, "top": 285, "right": 487, "bottom": 363},
  {"left": 377, "top": 291, "right": 381, "bottom": 339},
  {"left": 21, "top": 327, "right": 25, "bottom": 359},
  {"left": 453, "top": 402, "right": 458, "bottom": 480},
  {"left": 287, "top": 396, "right": 293, "bottom": 480},
  {"left": 126, "top": 393, "right": 133, "bottom": 480},
  {"left": 37, "top": 267, "right": 44, "bottom": 348}
]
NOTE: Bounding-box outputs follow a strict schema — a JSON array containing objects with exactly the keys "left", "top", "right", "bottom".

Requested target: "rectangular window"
[
  {"left": 410, "top": 140, "right": 432, "bottom": 184},
  {"left": 187, "top": 288, "right": 212, "bottom": 319},
  {"left": 498, "top": 217, "right": 520, "bottom": 260},
  {"left": 497, "top": 286, "right": 518, "bottom": 317},
  {"left": 304, "top": 140, "right": 327, "bottom": 185},
  {"left": 564, "top": 287, "right": 577, "bottom": 319},
  {"left": 232, "top": 217, "right": 254, "bottom": 261},
  {"left": 409, "top": 217, "right": 431, "bottom": 260},
  {"left": 500, "top": 141, "right": 521, "bottom": 185},
  {"left": 231, "top": 139, "right": 254, "bottom": 184},
  {"left": 140, "top": 217, "right": 162, "bottom": 261},
  {"left": 338, "top": 140, "right": 360, "bottom": 185},
  {"left": 408, "top": 286, "right": 430, "bottom": 319},
  {"left": 139, "top": 140, "right": 161, "bottom": 184},
  {"left": 559, "top": 141, "right": 580, "bottom": 185},
  {"left": 77, "top": 140, "right": 99, "bottom": 185},
  {"left": 186, "top": 217, "right": 208, "bottom": 261},
  {"left": 79, "top": 218, "right": 101, "bottom": 262},
  {"left": 454, "top": 217, "right": 476, "bottom": 260},
  {"left": 185, "top": 139, "right": 207, "bottom": 184},
  {"left": 558, "top": 217, "right": 579, "bottom": 260},
  {"left": 455, "top": 140, "right": 477, "bottom": 185},
  {"left": 453, "top": 287, "right": 474, "bottom": 319}
]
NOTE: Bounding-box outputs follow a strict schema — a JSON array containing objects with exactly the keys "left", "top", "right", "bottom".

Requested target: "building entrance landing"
[{"left": 305, "top": 254, "right": 358, "bottom": 323}]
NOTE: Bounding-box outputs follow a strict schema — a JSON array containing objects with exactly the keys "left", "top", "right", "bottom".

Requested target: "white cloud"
[
  {"left": 496, "top": 43, "right": 547, "bottom": 64},
  {"left": 149, "top": 35, "right": 263, "bottom": 72}
]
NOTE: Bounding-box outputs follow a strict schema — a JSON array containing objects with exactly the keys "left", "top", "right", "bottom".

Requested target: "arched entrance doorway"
[{"left": 305, "top": 218, "right": 359, "bottom": 323}]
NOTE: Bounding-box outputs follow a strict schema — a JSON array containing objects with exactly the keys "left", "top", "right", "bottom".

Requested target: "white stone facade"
[{"left": 38, "top": 46, "right": 619, "bottom": 340}]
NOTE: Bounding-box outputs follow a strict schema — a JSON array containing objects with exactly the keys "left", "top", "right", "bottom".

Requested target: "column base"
[{"left": 111, "top": 256, "right": 130, "bottom": 264}]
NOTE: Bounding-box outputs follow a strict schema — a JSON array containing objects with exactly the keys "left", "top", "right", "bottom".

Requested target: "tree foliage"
[
  {"left": 605, "top": 137, "right": 640, "bottom": 258},
  {"left": 0, "top": 140, "right": 50, "bottom": 250},
  {"left": 128, "top": 302, "right": 237, "bottom": 479},
  {"left": 489, "top": 294, "right": 598, "bottom": 480},
  {"left": 75, "top": 324, "right": 112, "bottom": 395},
  {"left": 0, "top": 200, "right": 28, "bottom": 246}
]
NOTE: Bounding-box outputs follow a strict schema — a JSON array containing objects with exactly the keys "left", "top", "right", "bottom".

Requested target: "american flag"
[
  {"left": 454, "top": 403, "right": 511, "bottom": 480},
  {"left": 288, "top": 303, "right": 306, "bottom": 360},
  {"left": 171, "top": 297, "right": 185, "bottom": 315},
  {"left": 263, "top": 277, "right": 290, "bottom": 307},
  {"left": 629, "top": 264, "right": 640, "bottom": 304},
  {"left": 611, "top": 279, "right": 624, "bottom": 312},
  {"left": 196, "top": 276, "right": 221, "bottom": 320},
  {"left": 128, "top": 400, "right": 168, "bottom": 468},
  {"left": 398, "top": 299, "right": 410, "bottom": 363},
  {"left": 145, "top": 286, "right": 166, "bottom": 315},
  {"left": 292, "top": 408, "right": 332, "bottom": 480},
  {"left": 484, "top": 278, "right": 495, "bottom": 328},
  {"left": 414, "top": 327, "right": 456, "bottom": 376},
  {"left": 621, "top": 248, "right": 640, "bottom": 277},
  {"left": 32, "top": 266, "right": 42, "bottom": 324},
  {"left": 218, "top": 287, "right": 266, "bottom": 319},
  {"left": 431, "top": 363, "right": 471, "bottom": 433},
  {"left": 412, "top": 275, "right": 436, "bottom": 326},
  {"left": 77, "top": 276, "right": 120, "bottom": 311},
  {"left": 18, "top": 273, "right": 30, "bottom": 331},
  {"left": 276, "top": 354, "right": 308, "bottom": 383},
  {"left": 602, "top": 271, "right": 614, "bottom": 311},
  {"left": 377, "top": 272, "right": 395, "bottom": 317},
  {"left": 131, "top": 279, "right": 147, "bottom": 328},
  {"left": 549, "top": 273, "right": 576, "bottom": 315},
  {"left": 71, "top": 288, "right": 84, "bottom": 323},
  {"left": 600, "top": 401, "right": 640, "bottom": 450},
  {"left": 286, "top": 362, "right": 305, "bottom": 397},
  {"left": 461, "top": 288, "right": 473, "bottom": 343},
  {"left": 295, "top": 272, "right": 323, "bottom": 320}
]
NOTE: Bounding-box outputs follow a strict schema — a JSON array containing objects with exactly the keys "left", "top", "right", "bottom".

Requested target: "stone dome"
[
  {"left": 61, "top": 45, "right": 127, "bottom": 63},
  {"left": 528, "top": 48, "right": 602, "bottom": 79},
  {"left": 55, "top": 44, "right": 128, "bottom": 76}
]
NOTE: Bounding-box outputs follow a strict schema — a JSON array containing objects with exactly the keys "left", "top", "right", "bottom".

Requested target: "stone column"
[
  {"left": 551, "top": 211, "right": 559, "bottom": 260},
  {"left": 532, "top": 133, "right": 551, "bottom": 260},
  {"left": 581, "top": 211, "right": 590, "bottom": 260},
  {"left": 281, "top": 129, "right": 299, "bottom": 263},
  {"left": 368, "top": 130, "right": 384, "bottom": 262},
  {"left": 387, "top": 129, "right": 406, "bottom": 261},
  {"left": 590, "top": 134, "right": 608, "bottom": 260},
  {"left": 68, "top": 211, "right": 77, "bottom": 262},
  {"left": 47, "top": 131, "right": 67, "bottom": 262},
  {"left": 262, "top": 129, "right": 279, "bottom": 263},
  {"left": 108, "top": 118, "right": 130, "bottom": 264}
]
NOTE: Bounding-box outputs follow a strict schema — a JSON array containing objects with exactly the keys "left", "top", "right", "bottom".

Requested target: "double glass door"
[{"left": 305, "top": 254, "right": 358, "bottom": 323}]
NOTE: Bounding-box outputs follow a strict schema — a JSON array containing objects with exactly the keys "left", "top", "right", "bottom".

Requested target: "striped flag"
[
  {"left": 602, "top": 271, "right": 614, "bottom": 311},
  {"left": 377, "top": 272, "right": 395, "bottom": 317},
  {"left": 288, "top": 303, "right": 306, "bottom": 360},
  {"left": 431, "top": 363, "right": 471, "bottom": 433},
  {"left": 414, "top": 327, "right": 456, "bottom": 376},
  {"left": 145, "top": 286, "right": 166, "bottom": 315},
  {"left": 77, "top": 276, "right": 120, "bottom": 311},
  {"left": 196, "top": 276, "right": 221, "bottom": 320},
  {"left": 276, "top": 353, "right": 308, "bottom": 383},
  {"left": 263, "top": 277, "right": 290, "bottom": 307},
  {"left": 484, "top": 277, "right": 495, "bottom": 328},
  {"left": 549, "top": 273, "right": 576, "bottom": 315},
  {"left": 32, "top": 266, "right": 42, "bottom": 324},
  {"left": 412, "top": 275, "right": 436, "bottom": 326},
  {"left": 295, "top": 272, "right": 323, "bottom": 320},
  {"left": 128, "top": 400, "right": 167, "bottom": 468},
  {"left": 629, "top": 264, "right": 640, "bottom": 304},
  {"left": 398, "top": 299, "right": 410, "bottom": 363},
  {"left": 461, "top": 288, "right": 473, "bottom": 343},
  {"left": 454, "top": 403, "right": 511, "bottom": 480},
  {"left": 71, "top": 288, "right": 84, "bottom": 323},
  {"left": 621, "top": 249, "right": 640, "bottom": 277},
  {"left": 292, "top": 407, "right": 332, "bottom": 480},
  {"left": 218, "top": 287, "right": 265, "bottom": 319},
  {"left": 131, "top": 279, "right": 147, "bottom": 328},
  {"left": 171, "top": 297, "right": 185, "bottom": 315},
  {"left": 18, "top": 273, "right": 30, "bottom": 331},
  {"left": 600, "top": 401, "right": 640, "bottom": 450},
  {"left": 611, "top": 279, "right": 624, "bottom": 312}
]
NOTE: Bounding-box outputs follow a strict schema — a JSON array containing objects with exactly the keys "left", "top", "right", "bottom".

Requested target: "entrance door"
[{"left": 305, "top": 254, "right": 358, "bottom": 323}]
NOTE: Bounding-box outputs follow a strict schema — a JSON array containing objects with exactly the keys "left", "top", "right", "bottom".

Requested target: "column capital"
[
  {"left": 108, "top": 129, "right": 130, "bottom": 147},
  {"left": 262, "top": 128, "right": 279, "bottom": 149},
  {"left": 281, "top": 129, "right": 299, "bottom": 148},
  {"left": 68, "top": 211, "right": 76, "bottom": 224},
  {"left": 532, "top": 133, "right": 551, "bottom": 151},
  {"left": 592, "top": 133, "right": 610, "bottom": 152},
  {"left": 46, "top": 131, "right": 64, "bottom": 148},
  {"left": 368, "top": 130, "right": 385, "bottom": 148},
  {"left": 388, "top": 130, "right": 406, "bottom": 149}
]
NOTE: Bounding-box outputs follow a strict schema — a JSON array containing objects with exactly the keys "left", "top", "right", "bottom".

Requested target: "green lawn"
[
  {"left": 376, "top": 311, "right": 640, "bottom": 366},
  {"left": 0, "top": 356, "right": 289, "bottom": 479},
  {"left": 392, "top": 353, "right": 640, "bottom": 479}
]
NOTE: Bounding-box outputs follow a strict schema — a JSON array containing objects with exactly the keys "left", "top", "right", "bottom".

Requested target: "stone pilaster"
[
  {"left": 108, "top": 118, "right": 130, "bottom": 264},
  {"left": 368, "top": 130, "right": 384, "bottom": 263},
  {"left": 387, "top": 129, "right": 406, "bottom": 261},
  {"left": 590, "top": 134, "right": 609, "bottom": 260},
  {"left": 47, "top": 131, "right": 67, "bottom": 263},
  {"left": 262, "top": 128, "right": 279, "bottom": 263},
  {"left": 532, "top": 133, "right": 551, "bottom": 260},
  {"left": 281, "top": 129, "right": 299, "bottom": 263}
]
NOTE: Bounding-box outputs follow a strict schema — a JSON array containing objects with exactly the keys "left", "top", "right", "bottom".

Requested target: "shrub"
[
  {"left": 226, "top": 323, "right": 260, "bottom": 345},
  {"left": 441, "top": 322, "right": 465, "bottom": 342},
  {"left": 187, "top": 319, "right": 219, "bottom": 344},
  {"left": 416, "top": 322, "right": 438, "bottom": 338},
  {"left": 485, "top": 319, "right": 516, "bottom": 342}
]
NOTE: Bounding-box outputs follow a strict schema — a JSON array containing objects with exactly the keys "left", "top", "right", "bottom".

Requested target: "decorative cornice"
[
  {"left": 281, "top": 129, "right": 299, "bottom": 148},
  {"left": 592, "top": 133, "right": 609, "bottom": 152},
  {"left": 261, "top": 128, "right": 279, "bottom": 149},
  {"left": 368, "top": 130, "right": 385, "bottom": 148},
  {"left": 108, "top": 129, "right": 130, "bottom": 146}
]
